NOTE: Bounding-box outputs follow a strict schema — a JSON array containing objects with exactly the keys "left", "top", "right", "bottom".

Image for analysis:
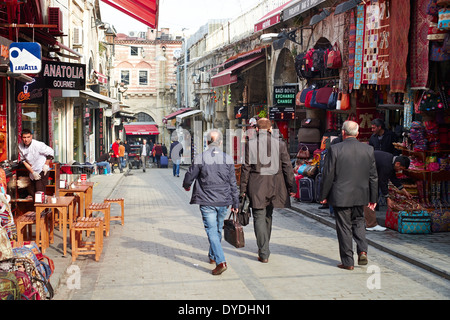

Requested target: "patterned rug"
[
  {"left": 410, "top": 0, "right": 430, "bottom": 90},
  {"left": 377, "top": 0, "right": 390, "bottom": 86},
  {"left": 389, "top": 0, "right": 410, "bottom": 93}
]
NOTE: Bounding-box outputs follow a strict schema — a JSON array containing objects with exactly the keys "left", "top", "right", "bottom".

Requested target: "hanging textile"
[
  {"left": 354, "top": 4, "right": 366, "bottom": 90},
  {"left": 410, "top": 0, "right": 431, "bottom": 89},
  {"left": 362, "top": 1, "right": 381, "bottom": 85},
  {"left": 341, "top": 10, "right": 351, "bottom": 93},
  {"left": 377, "top": 0, "right": 390, "bottom": 86},
  {"left": 389, "top": 0, "right": 410, "bottom": 93},
  {"left": 348, "top": 9, "right": 357, "bottom": 92}
]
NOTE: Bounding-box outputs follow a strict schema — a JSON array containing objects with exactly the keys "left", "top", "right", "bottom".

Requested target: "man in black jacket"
[
  {"left": 374, "top": 150, "right": 412, "bottom": 209},
  {"left": 320, "top": 121, "right": 378, "bottom": 270},
  {"left": 369, "top": 118, "right": 399, "bottom": 155},
  {"left": 183, "top": 129, "right": 239, "bottom": 275}
]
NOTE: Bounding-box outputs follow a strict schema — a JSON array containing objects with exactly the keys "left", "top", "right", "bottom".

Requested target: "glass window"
[
  {"left": 130, "top": 46, "right": 139, "bottom": 56},
  {"left": 139, "top": 70, "right": 148, "bottom": 85},
  {"left": 21, "top": 104, "right": 41, "bottom": 141},
  {"left": 121, "top": 70, "right": 130, "bottom": 85}
]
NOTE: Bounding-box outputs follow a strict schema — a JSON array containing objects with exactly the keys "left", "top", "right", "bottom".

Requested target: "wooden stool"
[
  {"left": 86, "top": 203, "right": 111, "bottom": 236},
  {"left": 71, "top": 217, "right": 103, "bottom": 262},
  {"left": 104, "top": 198, "right": 124, "bottom": 226},
  {"left": 15, "top": 211, "right": 50, "bottom": 249}
]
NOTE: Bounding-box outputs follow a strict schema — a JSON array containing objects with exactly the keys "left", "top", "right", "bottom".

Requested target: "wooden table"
[
  {"left": 34, "top": 196, "right": 75, "bottom": 256},
  {"left": 59, "top": 183, "right": 92, "bottom": 218}
]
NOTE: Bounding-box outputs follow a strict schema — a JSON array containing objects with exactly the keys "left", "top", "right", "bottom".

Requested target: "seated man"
[{"left": 96, "top": 152, "right": 113, "bottom": 175}]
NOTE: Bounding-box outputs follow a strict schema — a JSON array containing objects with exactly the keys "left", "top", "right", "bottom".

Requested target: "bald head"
[
  {"left": 342, "top": 120, "right": 359, "bottom": 138},
  {"left": 257, "top": 118, "right": 272, "bottom": 131},
  {"left": 206, "top": 129, "right": 223, "bottom": 145}
]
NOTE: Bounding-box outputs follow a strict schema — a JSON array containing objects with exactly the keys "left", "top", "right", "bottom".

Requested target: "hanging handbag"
[
  {"left": 296, "top": 143, "right": 310, "bottom": 159},
  {"left": 310, "top": 90, "right": 328, "bottom": 109},
  {"left": 223, "top": 211, "right": 245, "bottom": 248},
  {"left": 340, "top": 93, "right": 351, "bottom": 110},
  {"left": 237, "top": 195, "right": 251, "bottom": 227},
  {"left": 326, "top": 42, "right": 342, "bottom": 69},
  {"left": 316, "top": 85, "right": 334, "bottom": 105},
  {"left": 327, "top": 87, "right": 338, "bottom": 110},
  {"left": 397, "top": 211, "right": 432, "bottom": 234}
]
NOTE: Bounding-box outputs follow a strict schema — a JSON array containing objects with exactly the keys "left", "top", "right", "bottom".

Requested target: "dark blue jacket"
[{"left": 183, "top": 144, "right": 239, "bottom": 209}]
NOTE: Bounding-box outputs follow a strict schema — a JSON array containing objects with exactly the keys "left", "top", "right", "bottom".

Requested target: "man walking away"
[
  {"left": 320, "top": 121, "right": 378, "bottom": 270},
  {"left": 240, "top": 118, "right": 296, "bottom": 263},
  {"left": 140, "top": 139, "right": 150, "bottom": 172},
  {"left": 183, "top": 130, "right": 239, "bottom": 275},
  {"left": 169, "top": 135, "right": 183, "bottom": 177}
]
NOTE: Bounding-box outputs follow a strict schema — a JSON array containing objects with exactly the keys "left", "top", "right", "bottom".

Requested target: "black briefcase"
[{"left": 223, "top": 211, "right": 245, "bottom": 248}]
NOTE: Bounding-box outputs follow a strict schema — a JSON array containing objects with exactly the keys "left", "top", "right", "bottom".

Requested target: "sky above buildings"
[{"left": 99, "top": 0, "right": 262, "bottom": 35}]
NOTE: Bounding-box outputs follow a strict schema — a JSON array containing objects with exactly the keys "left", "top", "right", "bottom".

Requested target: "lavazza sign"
[{"left": 42, "top": 60, "right": 86, "bottom": 90}]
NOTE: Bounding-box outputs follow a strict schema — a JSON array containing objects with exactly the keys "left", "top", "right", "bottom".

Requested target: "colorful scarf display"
[
  {"left": 354, "top": 4, "right": 365, "bottom": 90},
  {"left": 362, "top": 1, "right": 380, "bottom": 85},
  {"left": 348, "top": 9, "right": 356, "bottom": 92}
]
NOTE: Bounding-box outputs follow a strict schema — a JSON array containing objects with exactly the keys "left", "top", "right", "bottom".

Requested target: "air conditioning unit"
[
  {"left": 48, "top": 7, "right": 63, "bottom": 35},
  {"left": 73, "top": 27, "right": 83, "bottom": 46}
]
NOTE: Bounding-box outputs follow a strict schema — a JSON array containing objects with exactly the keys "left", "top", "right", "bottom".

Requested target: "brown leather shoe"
[
  {"left": 209, "top": 259, "right": 215, "bottom": 264},
  {"left": 212, "top": 262, "right": 227, "bottom": 275},
  {"left": 258, "top": 256, "right": 269, "bottom": 263},
  {"left": 337, "top": 264, "right": 354, "bottom": 270},
  {"left": 358, "top": 252, "right": 368, "bottom": 265}
]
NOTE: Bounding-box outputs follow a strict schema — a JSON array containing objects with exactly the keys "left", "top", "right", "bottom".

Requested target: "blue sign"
[{"left": 9, "top": 42, "right": 42, "bottom": 74}]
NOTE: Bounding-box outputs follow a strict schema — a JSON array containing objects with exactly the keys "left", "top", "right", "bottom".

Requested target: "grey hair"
[{"left": 342, "top": 120, "right": 359, "bottom": 137}]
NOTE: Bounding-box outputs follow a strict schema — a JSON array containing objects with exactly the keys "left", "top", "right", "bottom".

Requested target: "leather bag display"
[
  {"left": 296, "top": 143, "right": 310, "bottom": 159},
  {"left": 224, "top": 211, "right": 245, "bottom": 248},
  {"left": 326, "top": 42, "right": 342, "bottom": 69}
]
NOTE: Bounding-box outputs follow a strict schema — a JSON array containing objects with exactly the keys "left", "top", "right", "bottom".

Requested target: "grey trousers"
[
  {"left": 334, "top": 206, "right": 368, "bottom": 266},
  {"left": 252, "top": 205, "right": 273, "bottom": 260}
]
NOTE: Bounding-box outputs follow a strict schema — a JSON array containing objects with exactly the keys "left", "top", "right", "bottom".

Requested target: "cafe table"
[
  {"left": 34, "top": 196, "right": 75, "bottom": 256},
  {"left": 59, "top": 183, "right": 92, "bottom": 218}
]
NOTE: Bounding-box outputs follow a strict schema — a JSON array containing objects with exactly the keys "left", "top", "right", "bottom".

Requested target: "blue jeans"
[
  {"left": 200, "top": 205, "right": 228, "bottom": 265},
  {"left": 96, "top": 162, "right": 111, "bottom": 174},
  {"left": 172, "top": 159, "right": 180, "bottom": 176}
]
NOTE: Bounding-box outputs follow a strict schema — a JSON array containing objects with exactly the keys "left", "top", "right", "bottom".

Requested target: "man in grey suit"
[{"left": 319, "top": 121, "right": 378, "bottom": 270}]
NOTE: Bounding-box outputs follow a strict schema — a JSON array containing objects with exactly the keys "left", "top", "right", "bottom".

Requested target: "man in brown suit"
[{"left": 240, "top": 118, "right": 296, "bottom": 263}]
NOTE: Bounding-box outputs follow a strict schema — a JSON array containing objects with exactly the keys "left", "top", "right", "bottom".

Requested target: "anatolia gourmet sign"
[{"left": 41, "top": 60, "right": 86, "bottom": 90}]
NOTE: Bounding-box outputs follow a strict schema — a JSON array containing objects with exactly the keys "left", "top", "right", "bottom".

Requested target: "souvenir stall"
[{"left": 292, "top": 0, "right": 450, "bottom": 232}]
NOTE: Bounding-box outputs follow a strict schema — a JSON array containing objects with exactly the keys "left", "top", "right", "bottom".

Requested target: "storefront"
[{"left": 282, "top": 0, "right": 449, "bottom": 232}]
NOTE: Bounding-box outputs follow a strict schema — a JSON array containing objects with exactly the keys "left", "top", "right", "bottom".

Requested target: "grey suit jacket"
[{"left": 319, "top": 137, "right": 378, "bottom": 207}]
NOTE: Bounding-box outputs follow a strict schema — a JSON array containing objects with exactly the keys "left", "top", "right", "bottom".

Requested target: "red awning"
[
  {"left": 254, "top": 0, "right": 294, "bottom": 33},
  {"left": 124, "top": 124, "right": 159, "bottom": 135},
  {"left": 211, "top": 55, "right": 265, "bottom": 88},
  {"left": 163, "top": 108, "right": 192, "bottom": 122},
  {"left": 101, "top": 0, "right": 159, "bottom": 29}
]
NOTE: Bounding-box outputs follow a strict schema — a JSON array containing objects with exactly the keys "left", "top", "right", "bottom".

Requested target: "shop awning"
[
  {"left": 282, "top": 0, "right": 327, "bottom": 22},
  {"left": 163, "top": 108, "right": 192, "bottom": 122},
  {"left": 101, "top": 0, "right": 159, "bottom": 29},
  {"left": 211, "top": 55, "right": 265, "bottom": 88},
  {"left": 254, "top": 0, "right": 294, "bottom": 32},
  {"left": 80, "top": 90, "right": 120, "bottom": 112},
  {"left": 176, "top": 110, "right": 203, "bottom": 123},
  {"left": 124, "top": 124, "right": 159, "bottom": 135}
]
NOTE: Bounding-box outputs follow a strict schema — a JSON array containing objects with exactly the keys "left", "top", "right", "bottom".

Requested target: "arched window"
[{"left": 135, "top": 112, "right": 154, "bottom": 122}]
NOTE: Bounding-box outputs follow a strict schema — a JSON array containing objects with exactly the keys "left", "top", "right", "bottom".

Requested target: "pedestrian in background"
[
  {"left": 96, "top": 151, "right": 113, "bottom": 175},
  {"left": 369, "top": 118, "right": 399, "bottom": 155},
  {"left": 154, "top": 143, "right": 163, "bottom": 168},
  {"left": 319, "top": 121, "right": 378, "bottom": 270},
  {"left": 140, "top": 139, "right": 151, "bottom": 172},
  {"left": 119, "top": 141, "right": 125, "bottom": 173},
  {"left": 169, "top": 135, "right": 183, "bottom": 177},
  {"left": 240, "top": 118, "right": 296, "bottom": 263},
  {"left": 18, "top": 128, "right": 55, "bottom": 197},
  {"left": 183, "top": 129, "right": 239, "bottom": 275}
]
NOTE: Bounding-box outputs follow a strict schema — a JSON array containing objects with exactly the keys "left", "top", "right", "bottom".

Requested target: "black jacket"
[
  {"left": 374, "top": 150, "right": 404, "bottom": 198},
  {"left": 183, "top": 144, "right": 239, "bottom": 209},
  {"left": 320, "top": 137, "right": 378, "bottom": 207},
  {"left": 369, "top": 129, "right": 399, "bottom": 155}
]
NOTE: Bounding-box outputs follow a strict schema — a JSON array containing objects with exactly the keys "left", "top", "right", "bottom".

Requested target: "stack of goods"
[
  {"left": 409, "top": 121, "right": 428, "bottom": 152},
  {"left": 297, "top": 118, "right": 321, "bottom": 155},
  {"left": 424, "top": 121, "right": 440, "bottom": 151}
]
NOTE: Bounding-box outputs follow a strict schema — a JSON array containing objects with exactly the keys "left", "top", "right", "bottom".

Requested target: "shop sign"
[
  {"left": 9, "top": 42, "right": 42, "bottom": 74},
  {"left": 283, "top": 0, "right": 326, "bottom": 22},
  {"left": 41, "top": 60, "right": 86, "bottom": 90},
  {"left": 269, "top": 106, "right": 296, "bottom": 121},
  {"left": 274, "top": 85, "right": 297, "bottom": 106},
  {"left": 234, "top": 105, "right": 249, "bottom": 119},
  {"left": 15, "top": 77, "right": 45, "bottom": 104}
]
